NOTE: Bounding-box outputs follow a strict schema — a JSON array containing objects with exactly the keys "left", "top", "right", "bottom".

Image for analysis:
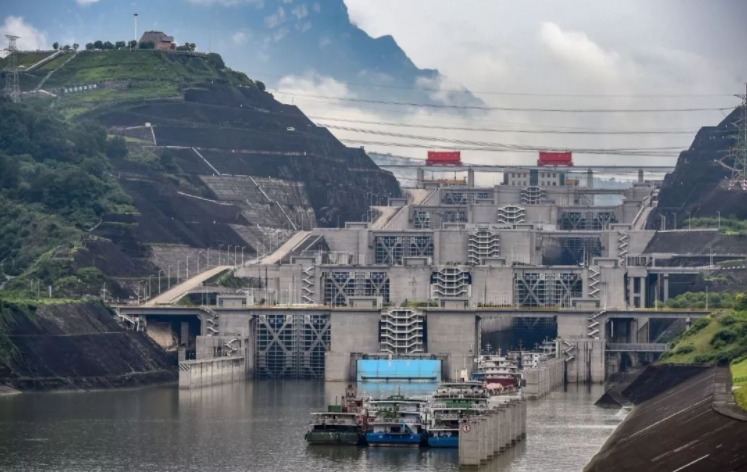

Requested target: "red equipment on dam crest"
[{"left": 538, "top": 151, "right": 573, "bottom": 166}]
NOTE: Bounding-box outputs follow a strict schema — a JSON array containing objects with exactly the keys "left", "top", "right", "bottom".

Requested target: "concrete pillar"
[
  {"left": 663, "top": 274, "right": 670, "bottom": 302},
  {"left": 468, "top": 168, "right": 475, "bottom": 188},
  {"left": 628, "top": 276, "right": 635, "bottom": 308},
  {"left": 480, "top": 417, "right": 488, "bottom": 463},
  {"left": 638, "top": 168, "right": 644, "bottom": 184},
  {"left": 459, "top": 419, "right": 480, "bottom": 467},
  {"left": 637, "top": 317, "right": 650, "bottom": 343},
  {"left": 497, "top": 406, "right": 507, "bottom": 451},
  {"left": 639, "top": 276, "right": 647, "bottom": 308},
  {"left": 180, "top": 321, "right": 189, "bottom": 346},
  {"left": 417, "top": 167, "right": 425, "bottom": 187},
  {"left": 587, "top": 168, "right": 594, "bottom": 188}
]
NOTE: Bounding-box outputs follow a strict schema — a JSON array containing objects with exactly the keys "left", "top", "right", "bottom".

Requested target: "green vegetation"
[
  {"left": 731, "top": 357, "right": 747, "bottom": 410},
  {"left": 45, "top": 50, "right": 252, "bottom": 90},
  {"left": 665, "top": 291, "right": 745, "bottom": 309},
  {"left": 662, "top": 310, "right": 747, "bottom": 410},
  {"left": 684, "top": 217, "right": 747, "bottom": 235},
  {"left": 0, "top": 98, "right": 133, "bottom": 289}
]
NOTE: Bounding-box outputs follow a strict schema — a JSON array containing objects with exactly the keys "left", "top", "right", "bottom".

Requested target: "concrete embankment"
[
  {"left": 585, "top": 364, "right": 747, "bottom": 471},
  {"left": 524, "top": 358, "right": 564, "bottom": 399},
  {"left": 0, "top": 301, "right": 176, "bottom": 391},
  {"left": 179, "top": 356, "right": 246, "bottom": 389}
]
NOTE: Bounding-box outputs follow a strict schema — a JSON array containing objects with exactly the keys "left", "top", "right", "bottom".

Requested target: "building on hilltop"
[{"left": 138, "top": 31, "right": 176, "bottom": 51}]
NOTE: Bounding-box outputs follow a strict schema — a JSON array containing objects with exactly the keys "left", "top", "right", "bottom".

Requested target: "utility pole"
[
  {"left": 3, "top": 35, "right": 21, "bottom": 103},
  {"left": 729, "top": 83, "right": 747, "bottom": 190}
]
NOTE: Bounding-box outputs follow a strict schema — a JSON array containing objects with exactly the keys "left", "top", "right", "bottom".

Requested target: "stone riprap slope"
[
  {"left": 647, "top": 108, "right": 747, "bottom": 227},
  {"left": 0, "top": 301, "right": 175, "bottom": 390}
]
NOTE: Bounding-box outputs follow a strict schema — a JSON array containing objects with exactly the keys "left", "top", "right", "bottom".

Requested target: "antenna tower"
[
  {"left": 729, "top": 83, "right": 747, "bottom": 190},
  {"left": 3, "top": 35, "right": 20, "bottom": 103}
]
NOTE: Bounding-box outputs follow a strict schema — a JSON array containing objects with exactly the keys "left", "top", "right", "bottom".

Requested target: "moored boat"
[
  {"left": 305, "top": 384, "right": 367, "bottom": 446},
  {"left": 365, "top": 395, "right": 427, "bottom": 447},
  {"left": 426, "top": 382, "right": 490, "bottom": 448}
]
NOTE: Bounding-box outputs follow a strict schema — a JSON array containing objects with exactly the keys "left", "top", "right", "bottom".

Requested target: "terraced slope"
[{"left": 5, "top": 50, "right": 399, "bottom": 286}]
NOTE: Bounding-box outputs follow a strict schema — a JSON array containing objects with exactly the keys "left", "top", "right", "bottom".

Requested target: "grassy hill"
[{"left": 662, "top": 310, "right": 747, "bottom": 409}]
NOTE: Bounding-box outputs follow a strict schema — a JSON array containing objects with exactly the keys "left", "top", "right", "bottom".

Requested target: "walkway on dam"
[
  {"left": 258, "top": 231, "right": 311, "bottom": 265},
  {"left": 145, "top": 265, "right": 233, "bottom": 306}
]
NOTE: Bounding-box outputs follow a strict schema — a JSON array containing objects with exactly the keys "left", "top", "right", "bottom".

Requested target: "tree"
[
  {"left": 63, "top": 45, "right": 71, "bottom": 51},
  {"left": 256, "top": 81, "right": 266, "bottom": 92},
  {"left": 52, "top": 42, "right": 59, "bottom": 50},
  {"left": 189, "top": 43, "right": 196, "bottom": 52},
  {"left": 115, "top": 41, "right": 126, "bottom": 49},
  {"left": 73, "top": 43, "right": 79, "bottom": 51},
  {"left": 105, "top": 136, "right": 128, "bottom": 160},
  {"left": 103, "top": 41, "right": 114, "bottom": 50},
  {"left": 85, "top": 43, "right": 94, "bottom": 51},
  {"left": 93, "top": 40, "right": 104, "bottom": 50},
  {"left": 138, "top": 41, "right": 155, "bottom": 50},
  {"left": 128, "top": 40, "right": 137, "bottom": 49}
]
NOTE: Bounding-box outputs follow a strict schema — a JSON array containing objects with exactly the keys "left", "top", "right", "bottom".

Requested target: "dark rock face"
[
  {"left": 647, "top": 107, "right": 747, "bottom": 227},
  {"left": 0, "top": 302, "right": 175, "bottom": 391},
  {"left": 94, "top": 83, "right": 400, "bottom": 233}
]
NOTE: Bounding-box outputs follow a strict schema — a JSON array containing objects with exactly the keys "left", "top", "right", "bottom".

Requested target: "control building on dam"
[{"left": 118, "top": 169, "right": 717, "bottom": 386}]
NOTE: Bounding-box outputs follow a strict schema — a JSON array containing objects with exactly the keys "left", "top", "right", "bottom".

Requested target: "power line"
[
  {"left": 340, "top": 138, "right": 684, "bottom": 159},
  {"left": 312, "top": 116, "right": 699, "bottom": 136},
  {"left": 326, "top": 125, "right": 684, "bottom": 156},
  {"left": 272, "top": 91, "right": 736, "bottom": 114},
  {"left": 253, "top": 72, "right": 736, "bottom": 99},
  {"left": 285, "top": 94, "right": 702, "bottom": 131}
]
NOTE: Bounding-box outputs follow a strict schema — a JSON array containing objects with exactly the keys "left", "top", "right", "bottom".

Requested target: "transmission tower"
[
  {"left": 3, "top": 35, "right": 20, "bottom": 103},
  {"left": 729, "top": 83, "right": 747, "bottom": 190}
]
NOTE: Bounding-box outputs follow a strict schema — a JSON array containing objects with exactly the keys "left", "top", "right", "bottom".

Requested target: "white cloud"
[
  {"left": 291, "top": 3, "right": 308, "bottom": 20},
  {"left": 539, "top": 22, "right": 620, "bottom": 77},
  {"left": 232, "top": 31, "right": 248, "bottom": 45},
  {"left": 265, "top": 7, "right": 287, "bottom": 28},
  {"left": 75, "top": 0, "right": 102, "bottom": 5},
  {"left": 0, "top": 16, "right": 48, "bottom": 51}
]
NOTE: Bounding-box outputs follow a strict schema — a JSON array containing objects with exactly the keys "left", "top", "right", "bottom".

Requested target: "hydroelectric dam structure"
[{"left": 116, "top": 167, "right": 717, "bottom": 387}]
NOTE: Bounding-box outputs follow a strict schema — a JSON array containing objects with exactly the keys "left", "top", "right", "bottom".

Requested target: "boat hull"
[
  {"left": 305, "top": 431, "right": 362, "bottom": 446},
  {"left": 366, "top": 432, "right": 423, "bottom": 447},
  {"left": 428, "top": 436, "right": 458, "bottom": 448}
]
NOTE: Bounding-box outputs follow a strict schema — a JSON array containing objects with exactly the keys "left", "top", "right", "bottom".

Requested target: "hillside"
[
  {"left": 0, "top": 300, "right": 175, "bottom": 390},
  {"left": 0, "top": 50, "right": 400, "bottom": 299},
  {"left": 646, "top": 107, "right": 747, "bottom": 228}
]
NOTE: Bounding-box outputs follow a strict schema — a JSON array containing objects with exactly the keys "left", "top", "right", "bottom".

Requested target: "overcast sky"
[{"left": 3, "top": 0, "right": 746, "bottom": 179}]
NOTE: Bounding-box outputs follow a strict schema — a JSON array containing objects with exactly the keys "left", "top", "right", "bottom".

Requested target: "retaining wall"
[{"left": 178, "top": 356, "right": 246, "bottom": 389}]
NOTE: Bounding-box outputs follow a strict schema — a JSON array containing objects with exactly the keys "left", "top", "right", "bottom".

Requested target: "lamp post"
[
  {"left": 687, "top": 211, "right": 692, "bottom": 231},
  {"left": 167, "top": 265, "right": 173, "bottom": 289},
  {"left": 177, "top": 260, "right": 181, "bottom": 282},
  {"left": 132, "top": 13, "right": 138, "bottom": 51},
  {"left": 241, "top": 246, "right": 246, "bottom": 265},
  {"left": 158, "top": 270, "right": 164, "bottom": 294},
  {"left": 227, "top": 245, "right": 233, "bottom": 267},
  {"left": 717, "top": 211, "right": 721, "bottom": 230},
  {"left": 207, "top": 247, "right": 211, "bottom": 269},
  {"left": 219, "top": 244, "right": 224, "bottom": 265},
  {"left": 186, "top": 255, "right": 191, "bottom": 279}
]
